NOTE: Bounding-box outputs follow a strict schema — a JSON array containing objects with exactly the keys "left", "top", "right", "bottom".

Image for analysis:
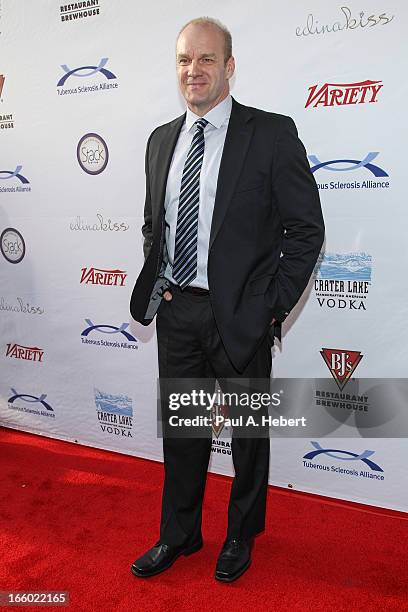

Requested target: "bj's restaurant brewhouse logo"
[
  {"left": 80, "top": 267, "right": 127, "bottom": 286},
  {"left": 321, "top": 348, "right": 363, "bottom": 391},
  {"left": 305, "top": 80, "right": 383, "bottom": 108},
  {"left": 0, "top": 74, "right": 15, "bottom": 130},
  {"left": 60, "top": 1, "right": 100, "bottom": 23}
]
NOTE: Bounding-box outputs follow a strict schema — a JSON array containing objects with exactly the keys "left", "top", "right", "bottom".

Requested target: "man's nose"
[{"left": 187, "top": 59, "right": 202, "bottom": 77}]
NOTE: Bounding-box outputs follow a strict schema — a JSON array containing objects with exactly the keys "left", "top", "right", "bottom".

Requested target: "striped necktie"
[{"left": 172, "top": 118, "right": 208, "bottom": 288}]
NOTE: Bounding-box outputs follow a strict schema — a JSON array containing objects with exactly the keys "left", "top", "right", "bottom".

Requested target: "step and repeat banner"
[{"left": 1, "top": 1, "right": 407, "bottom": 512}]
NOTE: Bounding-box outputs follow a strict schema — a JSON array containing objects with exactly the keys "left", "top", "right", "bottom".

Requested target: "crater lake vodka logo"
[
  {"left": 94, "top": 388, "right": 133, "bottom": 438},
  {"left": 314, "top": 252, "right": 372, "bottom": 311}
]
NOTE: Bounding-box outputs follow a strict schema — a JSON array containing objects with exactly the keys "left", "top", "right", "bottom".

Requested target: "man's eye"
[
  {"left": 178, "top": 58, "right": 189, "bottom": 65},
  {"left": 202, "top": 58, "right": 214, "bottom": 63}
]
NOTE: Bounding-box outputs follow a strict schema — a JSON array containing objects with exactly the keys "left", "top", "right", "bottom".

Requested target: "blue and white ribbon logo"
[
  {"left": 81, "top": 320, "right": 137, "bottom": 342},
  {"left": 8, "top": 389, "right": 53, "bottom": 411},
  {"left": 309, "top": 152, "right": 388, "bottom": 177},
  {"left": 0, "top": 166, "right": 29, "bottom": 184},
  {"left": 57, "top": 58, "right": 117, "bottom": 87},
  {"left": 304, "top": 441, "right": 383, "bottom": 471}
]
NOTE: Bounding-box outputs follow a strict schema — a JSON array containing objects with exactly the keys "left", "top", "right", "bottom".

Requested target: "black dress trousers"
[{"left": 156, "top": 283, "right": 272, "bottom": 547}]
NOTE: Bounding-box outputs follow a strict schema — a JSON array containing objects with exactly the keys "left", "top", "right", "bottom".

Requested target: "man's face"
[{"left": 176, "top": 24, "right": 235, "bottom": 115}]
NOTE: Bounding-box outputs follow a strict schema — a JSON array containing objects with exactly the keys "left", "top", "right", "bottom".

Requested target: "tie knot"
[{"left": 195, "top": 118, "right": 208, "bottom": 132}]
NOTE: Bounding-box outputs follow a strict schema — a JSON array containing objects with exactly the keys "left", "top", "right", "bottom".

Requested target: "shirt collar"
[{"left": 185, "top": 94, "right": 232, "bottom": 132}]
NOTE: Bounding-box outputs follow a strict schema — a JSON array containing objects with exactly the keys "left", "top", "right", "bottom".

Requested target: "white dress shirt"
[{"left": 163, "top": 94, "right": 232, "bottom": 289}]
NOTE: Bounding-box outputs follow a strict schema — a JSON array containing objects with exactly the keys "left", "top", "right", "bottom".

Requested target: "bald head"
[{"left": 177, "top": 17, "right": 232, "bottom": 64}]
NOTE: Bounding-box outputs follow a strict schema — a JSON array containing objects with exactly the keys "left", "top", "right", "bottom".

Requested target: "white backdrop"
[{"left": 1, "top": 0, "right": 407, "bottom": 512}]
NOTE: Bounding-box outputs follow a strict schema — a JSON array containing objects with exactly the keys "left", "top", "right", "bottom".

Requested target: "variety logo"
[
  {"left": 309, "top": 152, "right": 390, "bottom": 190},
  {"left": 320, "top": 348, "right": 363, "bottom": 390},
  {"left": 1, "top": 228, "right": 25, "bottom": 263},
  {"left": 80, "top": 267, "right": 127, "bottom": 286},
  {"left": 0, "top": 296, "right": 44, "bottom": 315},
  {"left": 303, "top": 441, "right": 384, "bottom": 481},
  {"left": 296, "top": 6, "right": 395, "bottom": 37},
  {"left": 60, "top": 1, "right": 100, "bottom": 23},
  {"left": 305, "top": 80, "right": 383, "bottom": 108},
  {"left": 0, "top": 166, "right": 30, "bottom": 193},
  {"left": 8, "top": 388, "right": 55, "bottom": 419},
  {"left": 5, "top": 342, "right": 44, "bottom": 362},
  {"left": 70, "top": 213, "right": 129, "bottom": 232},
  {"left": 81, "top": 319, "right": 137, "bottom": 351},
  {"left": 314, "top": 252, "right": 372, "bottom": 311},
  {"left": 57, "top": 57, "right": 118, "bottom": 96},
  {"left": 94, "top": 388, "right": 133, "bottom": 437},
  {"left": 77, "top": 133, "right": 108, "bottom": 175}
]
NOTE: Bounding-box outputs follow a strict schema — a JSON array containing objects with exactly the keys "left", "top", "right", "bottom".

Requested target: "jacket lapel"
[
  {"left": 151, "top": 113, "right": 185, "bottom": 230},
  {"left": 209, "top": 98, "right": 254, "bottom": 250}
]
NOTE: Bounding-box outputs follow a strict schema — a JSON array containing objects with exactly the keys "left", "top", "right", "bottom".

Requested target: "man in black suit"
[{"left": 130, "top": 17, "right": 324, "bottom": 582}]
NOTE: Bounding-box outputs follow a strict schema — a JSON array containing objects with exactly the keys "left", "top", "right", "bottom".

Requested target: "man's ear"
[{"left": 226, "top": 56, "right": 235, "bottom": 80}]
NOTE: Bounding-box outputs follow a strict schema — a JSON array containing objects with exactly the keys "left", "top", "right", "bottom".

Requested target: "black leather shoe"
[
  {"left": 215, "top": 538, "right": 253, "bottom": 582},
  {"left": 131, "top": 539, "right": 203, "bottom": 578}
]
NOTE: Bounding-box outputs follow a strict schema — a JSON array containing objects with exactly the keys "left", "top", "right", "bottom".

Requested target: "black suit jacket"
[{"left": 130, "top": 97, "right": 324, "bottom": 372}]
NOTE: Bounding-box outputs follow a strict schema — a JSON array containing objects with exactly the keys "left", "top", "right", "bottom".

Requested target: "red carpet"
[{"left": 1, "top": 426, "right": 407, "bottom": 612}]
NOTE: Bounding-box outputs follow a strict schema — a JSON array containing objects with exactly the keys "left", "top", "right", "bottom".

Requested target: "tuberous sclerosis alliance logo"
[
  {"left": 81, "top": 319, "right": 138, "bottom": 350},
  {"left": 305, "top": 80, "right": 383, "bottom": 108},
  {"left": 8, "top": 389, "right": 55, "bottom": 418},
  {"left": 303, "top": 441, "right": 384, "bottom": 481},
  {"left": 321, "top": 348, "right": 363, "bottom": 391},
  {"left": 0, "top": 166, "right": 30, "bottom": 192},
  {"left": 57, "top": 58, "right": 118, "bottom": 96},
  {"left": 309, "top": 152, "right": 390, "bottom": 190}
]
